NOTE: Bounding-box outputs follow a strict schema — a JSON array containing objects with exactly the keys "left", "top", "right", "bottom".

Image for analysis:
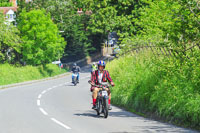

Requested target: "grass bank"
[
  {"left": 106, "top": 51, "right": 200, "bottom": 130},
  {"left": 0, "top": 64, "right": 68, "bottom": 86}
]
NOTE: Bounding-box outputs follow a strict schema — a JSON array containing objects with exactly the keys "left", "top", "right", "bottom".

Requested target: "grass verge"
[
  {"left": 106, "top": 51, "right": 200, "bottom": 130},
  {"left": 0, "top": 64, "right": 68, "bottom": 86}
]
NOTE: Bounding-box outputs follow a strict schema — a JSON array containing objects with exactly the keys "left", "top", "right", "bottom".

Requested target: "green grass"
[
  {"left": 0, "top": 64, "right": 68, "bottom": 86},
  {"left": 106, "top": 50, "right": 200, "bottom": 130}
]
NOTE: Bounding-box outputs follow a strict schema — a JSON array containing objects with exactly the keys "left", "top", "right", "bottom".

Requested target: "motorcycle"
[
  {"left": 88, "top": 80, "right": 110, "bottom": 118},
  {"left": 72, "top": 72, "right": 78, "bottom": 86}
]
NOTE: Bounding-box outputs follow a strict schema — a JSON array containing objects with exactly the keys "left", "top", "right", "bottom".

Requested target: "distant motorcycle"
[
  {"left": 72, "top": 72, "right": 78, "bottom": 86},
  {"left": 88, "top": 80, "right": 110, "bottom": 118}
]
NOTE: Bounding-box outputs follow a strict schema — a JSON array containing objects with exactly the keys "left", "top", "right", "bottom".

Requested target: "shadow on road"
[
  {"left": 74, "top": 111, "right": 99, "bottom": 119},
  {"left": 66, "top": 84, "right": 76, "bottom": 86},
  {"left": 109, "top": 111, "right": 139, "bottom": 118},
  {"left": 74, "top": 110, "right": 140, "bottom": 119},
  {"left": 74, "top": 111, "right": 198, "bottom": 133},
  {"left": 109, "top": 125, "right": 196, "bottom": 133},
  {"left": 74, "top": 110, "right": 123, "bottom": 119}
]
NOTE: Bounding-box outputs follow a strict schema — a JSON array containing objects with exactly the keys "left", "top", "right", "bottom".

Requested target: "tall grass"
[
  {"left": 106, "top": 50, "right": 200, "bottom": 129},
  {"left": 0, "top": 64, "right": 68, "bottom": 86}
]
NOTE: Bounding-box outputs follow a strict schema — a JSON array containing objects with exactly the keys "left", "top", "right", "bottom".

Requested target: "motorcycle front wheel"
[
  {"left": 103, "top": 98, "right": 108, "bottom": 118},
  {"left": 73, "top": 77, "right": 77, "bottom": 86},
  {"left": 96, "top": 99, "right": 102, "bottom": 116}
]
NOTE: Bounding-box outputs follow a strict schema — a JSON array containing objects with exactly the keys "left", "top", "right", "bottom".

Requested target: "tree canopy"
[
  {"left": 17, "top": 9, "right": 65, "bottom": 65},
  {"left": 7, "top": 0, "right": 200, "bottom": 63}
]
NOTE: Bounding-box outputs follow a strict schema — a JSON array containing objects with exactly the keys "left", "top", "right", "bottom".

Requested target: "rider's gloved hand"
[{"left": 111, "top": 82, "right": 115, "bottom": 87}]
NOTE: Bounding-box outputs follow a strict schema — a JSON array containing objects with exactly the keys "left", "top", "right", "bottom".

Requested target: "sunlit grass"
[
  {"left": 107, "top": 50, "right": 200, "bottom": 129},
  {"left": 0, "top": 64, "right": 68, "bottom": 86}
]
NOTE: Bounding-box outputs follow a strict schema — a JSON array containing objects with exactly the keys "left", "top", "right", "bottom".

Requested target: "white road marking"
[
  {"left": 37, "top": 74, "right": 91, "bottom": 130},
  {"left": 51, "top": 118, "right": 71, "bottom": 130},
  {"left": 39, "top": 108, "right": 48, "bottom": 116},
  {"left": 38, "top": 94, "right": 42, "bottom": 99},
  {"left": 37, "top": 100, "right": 41, "bottom": 106},
  {"left": 41, "top": 90, "right": 47, "bottom": 94},
  {"left": 47, "top": 88, "right": 52, "bottom": 91}
]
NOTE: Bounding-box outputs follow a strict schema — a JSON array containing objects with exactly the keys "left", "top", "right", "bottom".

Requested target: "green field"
[{"left": 0, "top": 64, "right": 68, "bottom": 86}]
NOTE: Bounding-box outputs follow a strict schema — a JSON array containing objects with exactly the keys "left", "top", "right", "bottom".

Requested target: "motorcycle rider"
[
  {"left": 90, "top": 60, "right": 115, "bottom": 110},
  {"left": 71, "top": 63, "right": 81, "bottom": 83},
  {"left": 91, "top": 62, "right": 97, "bottom": 74}
]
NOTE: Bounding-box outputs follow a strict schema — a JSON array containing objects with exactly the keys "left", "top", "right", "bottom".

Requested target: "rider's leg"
[
  {"left": 107, "top": 90, "right": 112, "bottom": 110},
  {"left": 92, "top": 87, "right": 99, "bottom": 104},
  {"left": 72, "top": 74, "right": 74, "bottom": 82},
  {"left": 77, "top": 73, "right": 79, "bottom": 82},
  {"left": 92, "top": 88, "right": 100, "bottom": 108},
  {"left": 105, "top": 88, "right": 111, "bottom": 103},
  {"left": 108, "top": 93, "right": 111, "bottom": 104}
]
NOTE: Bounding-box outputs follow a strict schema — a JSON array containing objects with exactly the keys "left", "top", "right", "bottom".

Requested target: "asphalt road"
[{"left": 0, "top": 66, "right": 198, "bottom": 133}]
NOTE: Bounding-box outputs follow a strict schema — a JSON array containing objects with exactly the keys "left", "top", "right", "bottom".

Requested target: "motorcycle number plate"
[
  {"left": 73, "top": 74, "right": 78, "bottom": 77},
  {"left": 102, "top": 91, "right": 108, "bottom": 96}
]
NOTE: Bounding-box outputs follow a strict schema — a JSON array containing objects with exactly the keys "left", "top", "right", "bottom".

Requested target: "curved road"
[{"left": 0, "top": 66, "right": 197, "bottom": 133}]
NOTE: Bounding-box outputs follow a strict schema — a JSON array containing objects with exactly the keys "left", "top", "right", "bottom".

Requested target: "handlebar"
[{"left": 88, "top": 80, "right": 111, "bottom": 88}]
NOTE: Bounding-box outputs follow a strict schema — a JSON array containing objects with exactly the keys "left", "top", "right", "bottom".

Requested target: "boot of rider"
[
  {"left": 108, "top": 99, "right": 112, "bottom": 110},
  {"left": 92, "top": 99, "right": 97, "bottom": 109},
  {"left": 92, "top": 88, "right": 98, "bottom": 109}
]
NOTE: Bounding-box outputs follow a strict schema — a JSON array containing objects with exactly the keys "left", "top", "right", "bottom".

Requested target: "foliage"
[
  {"left": 107, "top": 49, "right": 200, "bottom": 129},
  {"left": 16, "top": 0, "right": 200, "bottom": 61},
  {"left": 62, "top": 14, "right": 94, "bottom": 61},
  {"left": 19, "top": 0, "right": 95, "bottom": 61},
  {"left": 0, "top": 63, "right": 68, "bottom": 86},
  {"left": 17, "top": 9, "right": 65, "bottom": 65},
  {"left": 0, "top": 12, "right": 22, "bottom": 64},
  {"left": 105, "top": 0, "right": 200, "bottom": 130},
  {"left": 16, "top": 0, "right": 148, "bottom": 60},
  {"left": 78, "top": 0, "right": 144, "bottom": 41},
  {"left": 0, "top": 0, "right": 12, "bottom": 7},
  {"left": 122, "top": 0, "right": 200, "bottom": 52}
]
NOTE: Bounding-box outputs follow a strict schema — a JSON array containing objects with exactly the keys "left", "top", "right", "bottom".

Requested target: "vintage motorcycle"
[{"left": 88, "top": 80, "right": 110, "bottom": 118}]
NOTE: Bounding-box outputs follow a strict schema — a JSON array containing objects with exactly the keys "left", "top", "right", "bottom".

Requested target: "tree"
[
  {"left": 23, "top": 0, "right": 95, "bottom": 61},
  {"left": 0, "top": 12, "right": 21, "bottom": 64},
  {"left": 61, "top": 14, "right": 94, "bottom": 61},
  {"left": 76, "top": 0, "right": 146, "bottom": 43},
  {"left": 17, "top": 9, "right": 65, "bottom": 65},
  {"left": 0, "top": 0, "right": 12, "bottom": 7}
]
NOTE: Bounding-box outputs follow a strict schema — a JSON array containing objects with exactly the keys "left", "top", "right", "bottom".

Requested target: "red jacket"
[{"left": 90, "top": 70, "right": 113, "bottom": 91}]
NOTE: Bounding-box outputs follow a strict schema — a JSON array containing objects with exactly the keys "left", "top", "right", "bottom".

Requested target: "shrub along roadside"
[
  {"left": 0, "top": 64, "right": 68, "bottom": 86},
  {"left": 106, "top": 51, "right": 200, "bottom": 130}
]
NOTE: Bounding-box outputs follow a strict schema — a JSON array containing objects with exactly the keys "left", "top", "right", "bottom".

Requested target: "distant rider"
[
  {"left": 71, "top": 63, "right": 81, "bottom": 83},
  {"left": 90, "top": 60, "right": 115, "bottom": 110},
  {"left": 91, "top": 62, "right": 97, "bottom": 74}
]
